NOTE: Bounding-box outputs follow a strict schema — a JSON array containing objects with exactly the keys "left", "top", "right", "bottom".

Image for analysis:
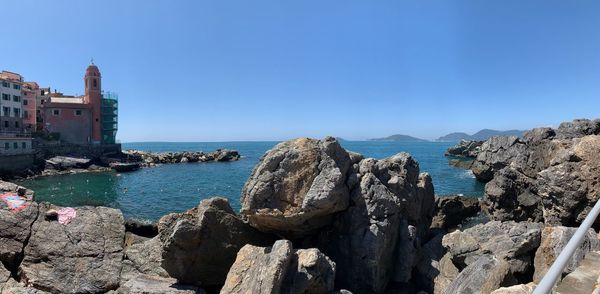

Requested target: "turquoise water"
[{"left": 20, "top": 141, "right": 484, "bottom": 221}]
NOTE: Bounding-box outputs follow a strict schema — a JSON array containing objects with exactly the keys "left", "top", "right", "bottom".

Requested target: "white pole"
[{"left": 533, "top": 198, "right": 600, "bottom": 294}]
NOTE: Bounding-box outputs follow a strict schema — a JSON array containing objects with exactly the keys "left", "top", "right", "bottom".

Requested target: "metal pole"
[{"left": 533, "top": 198, "right": 600, "bottom": 294}]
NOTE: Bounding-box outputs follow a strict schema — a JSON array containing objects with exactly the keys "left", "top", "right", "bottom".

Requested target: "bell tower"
[{"left": 84, "top": 61, "right": 102, "bottom": 143}]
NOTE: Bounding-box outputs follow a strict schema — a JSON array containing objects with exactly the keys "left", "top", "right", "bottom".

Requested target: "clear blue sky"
[{"left": 2, "top": 1, "right": 599, "bottom": 141}]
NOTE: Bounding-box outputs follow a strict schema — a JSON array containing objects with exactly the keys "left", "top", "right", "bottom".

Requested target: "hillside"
[
  {"left": 370, "top": 134, "right": 429, "bottom": 142},
  {"left": 438, "top": 129, "right": 526, "bottom": 142}
]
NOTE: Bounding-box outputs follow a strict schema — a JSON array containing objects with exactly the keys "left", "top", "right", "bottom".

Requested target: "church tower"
[{"left": 84, "top": 62, "right": 102, "bottom": 143}]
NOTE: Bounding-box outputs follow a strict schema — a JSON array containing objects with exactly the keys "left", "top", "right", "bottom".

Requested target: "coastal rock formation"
[
  {"left": 220, "top": 240, "right": 336, "bottom": 294},
  {"left": 121, "top": 237, "right": 169, "bottom": 284},
  {"left": 19, "top": 203, "right": 125, "bottom": 293},
  {"left": 44, "top": 156, "right": 92, "bottom": 170},
  {"left": 472, "top": 119, "right": 600, "bottom": 227},
  {"left": 124, "top": 149, "right": 240, "bottom": 165},
  {"left": 441, "top": 221, "right": 543, "bottom": 293},
  {"left": 532, "top": 226, "right": 600, "bottom": 283},
  {"left": 431, "top": 196, "right": 481, "bottom": 232},
  {"left": 158, "top": 197, "right": 274, "bottom": 286},
  {"left": 445, "top": 140, "right": 483, "bottom": 158},
  {"left": 317, "top": 154, "right": 435, "bottom": 293},
  {"left": 240, "top": 137, "right": 352, "bottom": 238}
]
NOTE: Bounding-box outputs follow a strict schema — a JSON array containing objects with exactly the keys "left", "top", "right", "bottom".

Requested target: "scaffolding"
[{"left": 101, "top": 91, "right": 118, "bottom": 144}]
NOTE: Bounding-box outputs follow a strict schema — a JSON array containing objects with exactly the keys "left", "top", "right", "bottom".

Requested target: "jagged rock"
[
  {"left": 158, "top": 197, "right": 274, "bottom": 286},
  {"left": 470, "top": 136, "right": 528, "bottom": 182},
  {"left": 414, "top": 233, "right": 458, "bottom": 294},
  {"left": 44, "top": 156, "right": 92, "bottom": 170},
  {"left": 532, "top": 226, "right": 600, "bottom": 283},
  {"left": 1, "top": 278, "right": 50, "bottom": 294},
  {"left": 431, "top": 196, "right": 481, "bottom": 232},
  {"left": 442, "top": 221, "right": 543, "bottom": 293},
  {"left": 123, "top": 149, "right": 240, "bottom": 166},
  {"left": 490, "top": 283, "right": 535, "bottom": 294},
  {"left": 215, "top": 149, "right": 240, "bottom": 162},
  {"left": 220, "top": 240, "right": 335, "bottom": 294},
  {"left": 19, "top": 204, "right": 125, "bottom": 293},
  {"left": 240, "top": 137, "right": 352, "bottom": 238},
  {"left": 0, "top": 201, "right": 38, "bottom": 273},
  {"left": 121, "top": 237, "right": 169, "bottom": 284},
  {"left": 114, "top": 275, "right": 204, "bottom": 294},
  {"left": 445, "top": 140, "right": 483, "bottom": 158},
  {"left": 476, "top": 119, "right": 600, "bottom": 228},
  {"left": 318, "top": 154, "right": 435, "bottom": 293}
]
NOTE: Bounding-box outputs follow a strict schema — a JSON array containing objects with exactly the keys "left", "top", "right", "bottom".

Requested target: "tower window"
[
  {"left": 93, "top": 79, "right": 97, "bottom": 88},
  {"left": 75, "top": 110, "right": 82, "bottom": 116},
  {"left": 53, "top": 109, "right": 60, "bottom": 116}
]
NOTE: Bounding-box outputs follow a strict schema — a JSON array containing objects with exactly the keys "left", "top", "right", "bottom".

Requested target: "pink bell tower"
[{"left": 84, "top": 61, "right": 102, "bottom": 143}]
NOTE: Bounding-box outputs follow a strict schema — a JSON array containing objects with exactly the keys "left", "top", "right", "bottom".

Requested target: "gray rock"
[
  {"left": 158, "top": 197, "right": 274, "bottom": 286},
  {"left": 240, "top": 137, "right": 351, "bottom": 238},
  {"left": 45, "top": 156, "right": 92, "bottom": 170},
  {"left": 431, "top": 196, "right": 481, "bottom": 232},
  {"left": 0, "top": 200, "right": 38, "bottom": 273},
  {"left": 555, "top": 118, "right": 600, "bottom": 139},
  {"left": 443, "top": 254, "right": 512, "bottom": 294},
  {"left": 470, "top": 136, "right": 528, "bottom": 182},
  {"left": 220, "top": 240, "right": 336, "bottom": 294},
  {"left": 532, "top": 226, "right": 600, "bottom": 283},
  {"left": 19, "top": 203, "right": 125, "bottom": 294},
  {"left": 1, "top": 278, "right": 50, "bottom": 294},
  {"left": 445, "top": 140, "right": 483, "bottom": 158},
  {"left": 318, "top": 154, "right": 435, "bottom": 293},
  {"left": 115, "top": 275, "right": 205, "bottom": 294},
  {"left": 121, "top": 237, "right": 169, "bottom": 284}
]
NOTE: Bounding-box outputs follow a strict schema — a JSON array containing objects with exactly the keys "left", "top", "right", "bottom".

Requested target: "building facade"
[
  {"left": 42, "top": 63, "right": 118, "bottom": 145},
  {"left": 0, "top": 71, "right": 32, "bottom": 155},
  {"left": 22, "top": 82, "right": 39, "bottom": 131}
]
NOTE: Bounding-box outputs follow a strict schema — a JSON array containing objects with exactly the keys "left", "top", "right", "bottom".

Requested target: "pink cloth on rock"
[{"left": 57, "top": 207, "right": 77, "bottom": 225}]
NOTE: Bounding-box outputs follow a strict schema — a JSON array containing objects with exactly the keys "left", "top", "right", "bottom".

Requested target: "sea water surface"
[{"left": 20, "top": 141, "right": 484, "bottom": 221}]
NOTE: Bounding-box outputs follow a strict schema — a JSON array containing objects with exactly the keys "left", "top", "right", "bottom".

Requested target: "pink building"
[
  {"left": 42, "top": 63, "right": 118, "bottom": 144},
  {"left": 21, "top": 82, "right": 38, "bottom": 131}
]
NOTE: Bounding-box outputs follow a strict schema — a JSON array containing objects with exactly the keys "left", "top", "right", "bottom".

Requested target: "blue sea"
[{"left": 20, "top": 141, "right": 484, "bottom": 221}]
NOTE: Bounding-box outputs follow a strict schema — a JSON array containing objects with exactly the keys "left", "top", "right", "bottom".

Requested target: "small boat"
[{"left": 110, "top": 162, "right": 141, "bottom": 172}]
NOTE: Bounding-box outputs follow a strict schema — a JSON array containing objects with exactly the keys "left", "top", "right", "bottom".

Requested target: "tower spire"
[{"left": 91, "top": 57, "right": 94, "bottom": 65}]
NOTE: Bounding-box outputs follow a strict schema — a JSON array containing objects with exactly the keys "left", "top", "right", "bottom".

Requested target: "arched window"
[{"left": 93, "top": 79, "right": 97, "bottom": 88}]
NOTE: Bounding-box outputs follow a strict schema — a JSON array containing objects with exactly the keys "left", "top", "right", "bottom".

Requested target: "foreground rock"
[
  {"left": 124, "top": 149, "right": 240, "bottom": 165},
  {"left": 158, "top": 197, "right": 274, "bottom": 286},
  {"left": 113, "top": 275, "right": 205, "bottom": 294},
  {"left": 220, "top": 240, "right": 335, "bottom": 294},
  {"left": 441, "top": 221, "right": 543, "bottom": 293},
  {"left": 19, "top": 203, "right": 125, "bottom": 293},
  {"left": 532, "top": 226, "right": 600, "bottom": 283},
  {"left": 445, "top": 140, "right": 483, "bottom": 158},
  {"left": 473, "top": 119, "right": 600, "bottom": 227},
  {"left": 240, "top": 137, "right": 352, "bottom": 238}
]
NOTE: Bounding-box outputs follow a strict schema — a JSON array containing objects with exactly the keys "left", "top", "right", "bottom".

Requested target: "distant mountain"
[
  {"left": 370, "top": 134, "right": 429, "bottom": 142},
  {"left": 437, "top": 129, "right": 526, "bottom": 142}
]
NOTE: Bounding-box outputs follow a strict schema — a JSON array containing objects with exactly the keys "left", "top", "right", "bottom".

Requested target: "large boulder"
[
  {"left": 158, "top": 197, "right": 274, "bottom": 286},
  {"left": 240, "top": 137, "right": 352, "bottom": 238},
  {"left": 431, "top": 196, "right": 481, "bottom": 232},
  {"left": 45, "top": 156, "right": 92, "bottom": 170},
  {"left": 220, "top": 240, "right": 335, "bottom": 294},
  {"left": 318, "top": 154, "right": 435, "bottom": 293},
  {"left": 121, "top": 237, "right": 169, "bottom": 284},
  {"left": 0, "top": 191, "right": 37, "bottom": 272},
  {"left": 441, "top": 221, "right": 543, "bottom": 293},
  {"left": 532, "top": 226, "right": 600, "bottom": 283},
  {"left": 470, "top": 136, "right": 528, "bottom": 182},
  {"left": 19, "top": 204, "right": 125, "bottom": 293}
]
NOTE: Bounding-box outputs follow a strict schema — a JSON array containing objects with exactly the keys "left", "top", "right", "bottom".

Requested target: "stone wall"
[{"left": 0, "top": 153, "right": 35, "bottom": 176}]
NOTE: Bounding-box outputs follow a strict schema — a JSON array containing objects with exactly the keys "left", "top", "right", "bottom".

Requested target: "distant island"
[
  {"left": 437, "top": 129, "right": 526, "bottom": 142},
  {"left": 370, "top": 134, "right": 429, "bottom": 142}
]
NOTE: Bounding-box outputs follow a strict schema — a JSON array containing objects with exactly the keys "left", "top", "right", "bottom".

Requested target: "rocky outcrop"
[
  {"left": 471, "top": 119, "right": 600, "bottom": 228},
  {"left": 317, "top": 154, "right": 435, "bottom": 293},
  {"left": 158, "top": 197, "right": 274, "bottom": 286},
  {"left": 220, "top": 240, "right": 336, "bottom": 294},
  {"left": 121, "top": 237, "right": 169, "bottom": 284},
  {"left": 445, "top": 140, "right": 483, "bottom": 158},
  {"left": 124, "top": 149, "right": 240, "bottom": 166},
  {"left": 532, "top": 226, "right": 600, "bottom": 283},
  {"left": 19, "top": 203, "right": 125, "bottom": 293},
  {"left": 441, "top": 221, "right": 543, "bottom": 293},
  {"left": 44, "top": 156, "right": 92, "bottom": 170},
  {"left": 240, "top": 137, "right": 352, "bottom": 238},
  {"left": 431, "top": 196, "right": 481, "bottom": 232}
]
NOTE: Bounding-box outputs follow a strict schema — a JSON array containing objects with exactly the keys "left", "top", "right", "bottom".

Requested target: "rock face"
[
  {"left": 240, "top": 137, "right": 352, "bottom": 238},
  {"left": 445, "top": 140, "right": 483, "bottom": 158},
  {"left": 220, "top": 240, "right": 336, "bottom": 294},
  {"left": 472, "top": 119, "right": 600, "bottom": 227},
  {"left": 121, "top": 237, "right": 169, "bottom": 284},
  {"left": 45, "top": 156, "right": 92, "bottom": 170},
  {"left": 158, "top": 197, "right": 274, "bottom": 286},
  {"left": 318, "top": 154, "right": 435, "bottom": 293},
  {"left": 114, "top": 275, "right": 205, "bottom": 294},
  {"left": 532, "top": 226, "right": 600, "bottom": 283},
  {"left": 19, "top": 203, "right": 125, "bottom": 293},
  {"left": 431, "top": 196, "right": 481, "bottom": 232},
  {"left": 441, "top": 221, "right": 543, "bottom": 293}
]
